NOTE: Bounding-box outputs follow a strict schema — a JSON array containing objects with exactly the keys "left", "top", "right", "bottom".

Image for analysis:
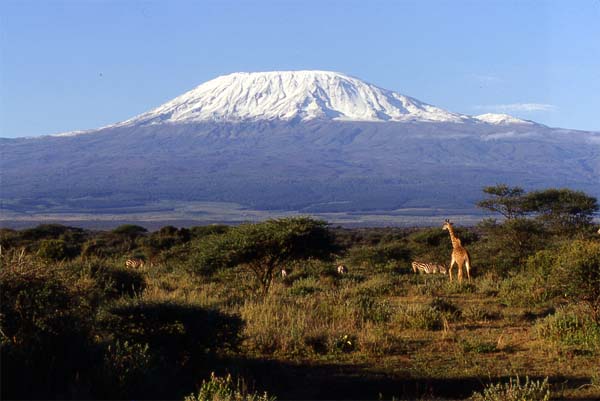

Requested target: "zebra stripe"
[{"left": 411, "top": 261, "right": 447, "bottom": 274}]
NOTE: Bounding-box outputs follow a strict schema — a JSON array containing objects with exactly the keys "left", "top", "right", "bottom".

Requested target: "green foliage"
[
  {"left": 103, "top": 340, "right": 155, "bottom": 395},
  {"left": 346, "top": 241, "right": 411, "bottom": 270},
  {"left": 522, "top": 188, "right": 598, "bottom": 233},
  {"left": 140, "top": 226, "right": 192, "bottom": 259},
  {"left": 470, "top": 376, "right": 551, "bottom": 401},
  {"left": 530, "top": 240, "right": 600, "bottom": 321},
  {"left": 394, "top": 304, "right": 443, "bottom": 330},
  {"left": 193, "top": 217, "right": 336, "bottom": 294},
  {"left": 477, "top": 184, "right": 526, "bottom": 219},
  {"left": 20, "top": 223, "right": 78, "bottom": 241},
  {"left": 90, "top": 264, "right": 147, "bottom": 299},
  {"left": 473, "top": 218, "right": 545, "bottom": 275},
  {"left": 354, "top": 295, "right": 393, "bottom": 324},
  {"left": 100, "top": 300, "right": 243, "bottom": 357},
  {"left": 461, "top": 339, "right": 497, "bottom": 354},
  {"left": 190, "top": 224, "right": 230, "bottom": 239},
  {"left": 0, "top": 255, "right": 96, "bottom": 399},
  {"left": 112, "top": 224, "right": 148, "bottom": 237},
  {"left": 185, "top": 373, "right": 275, "bottom": 401},
  {"left": 497, "top": 273, "right": 553, "bottom": 307},
  {"left": 37, "top": 238, "right": 69, "bottom": 261},
  {"left": 536, "top": 306, "right": 600, "bottom": 353}
]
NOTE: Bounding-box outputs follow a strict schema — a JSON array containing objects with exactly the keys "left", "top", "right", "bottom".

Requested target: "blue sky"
[{"left": 1, "top": 0, "right": 599, "bottom": 138}]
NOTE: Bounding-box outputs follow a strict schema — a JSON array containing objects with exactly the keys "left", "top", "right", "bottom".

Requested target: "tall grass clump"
[
  {"left": 394, "top": 303, "right": 444, "bottom": 330},
  {"left": 470, "top": 376, "right": 551, "bottom": 401},
  {"left": 239, "top": 293, "right": 360, "bottom": 356},
  {"left": 185, "top": 373, "right": 275, "bottom": 401}
]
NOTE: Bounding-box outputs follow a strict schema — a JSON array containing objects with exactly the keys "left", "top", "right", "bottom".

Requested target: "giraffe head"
[{"left": 442, "top": 219, "right": 453, "bottom": 231}]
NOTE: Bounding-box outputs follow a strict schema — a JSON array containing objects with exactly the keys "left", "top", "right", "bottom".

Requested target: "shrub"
[
  {"left": 470, "top": 376, "right": 551, "bottom": 401},
  {"left": 90, "top": 264, "right": 146, "bottom": 299},
  {"left": 354, "top": 295, "right": 392, "bottom": 324},
  {"left": 497, "top": 274, "right": 553, "bottom": 307},
  {"left": 346, "top": 241, "right": 410, "bottom": 270},
  {"left": 185, "top": 372, "right": 275, "bottom": 401},
  {"left": 0, "top": 255, "right": 96, "bottom": 399},
  {"left": 473, "top": 218, "right": 545, "bottom": 276},
  {"left": 289, "top": 277, "right": 323, "bottom": 297},
  {"left": 535, "top": 306, "right": 600, "bottom": 353},
  {"left": 37, "top": 238, "right": 69, "bottom": 261},
  {"left": 548, "top": 240, "right": 600, "bottom": 321},
  {"left": 102, "top": 340, "right": 155, "bottom": 397},
  {"left": 394, "top": 304, "right": 443, "bottom": 330}
]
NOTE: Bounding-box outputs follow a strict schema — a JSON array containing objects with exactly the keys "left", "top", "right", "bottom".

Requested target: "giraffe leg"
[
  {"left": 465, "top": 259, "right": 472, "bottom": 282},
  {"left": 448, "top": 258, "right": 455, "bottom": 281},
  {"left": 457, "top": 261, "right": 463, "bottom": 284}
]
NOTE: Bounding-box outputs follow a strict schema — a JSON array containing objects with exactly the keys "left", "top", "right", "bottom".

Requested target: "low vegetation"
[{"left": 1, "top": 185, "right": 599, "bottom": 400}]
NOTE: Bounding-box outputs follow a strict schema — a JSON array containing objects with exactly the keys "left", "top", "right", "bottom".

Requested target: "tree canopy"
[
  {"left": 193, "top": 217, "right": 336, "bottom": 294},
  {"left": 477, "top": 184, "right": 525, "bottom": 219}
]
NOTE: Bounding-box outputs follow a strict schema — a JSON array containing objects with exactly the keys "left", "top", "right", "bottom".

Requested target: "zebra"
[
  {"left": 411, "top": 261, "right": 447, "bottom": 275},
  {"left": 125, "top": 258, "right": 145, "bottom": 269},
  {"left": 337, "top": 264, "right": 348, "bottom": 274}
]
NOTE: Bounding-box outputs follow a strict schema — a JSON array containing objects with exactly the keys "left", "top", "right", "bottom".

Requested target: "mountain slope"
[
  {"left": 2, "top": 71, "right": 599, "bottom": 221},
  {"left": 105, "top": 71, "right": 473, "bottom": 126}
]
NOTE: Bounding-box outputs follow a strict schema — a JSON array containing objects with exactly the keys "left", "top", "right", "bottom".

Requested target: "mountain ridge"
[
  {"left": 2, "top": 71, "right": 598, "bottom": 223},
  {"left": 53, "top": 70, "right": 537, "bottom": 137}
]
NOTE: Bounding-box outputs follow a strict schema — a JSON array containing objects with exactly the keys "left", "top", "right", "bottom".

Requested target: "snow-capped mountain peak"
[
  {"left": 120, "top": 70, "right": 472, "bottom": 125},
  {"left": 474, "top": 113, "right": 534, "bottom": 125}
]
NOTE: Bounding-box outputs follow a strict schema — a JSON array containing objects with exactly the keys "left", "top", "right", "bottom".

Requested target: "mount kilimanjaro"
[{"left": 1, "top": 71, "right": 599, "bottom": 224}]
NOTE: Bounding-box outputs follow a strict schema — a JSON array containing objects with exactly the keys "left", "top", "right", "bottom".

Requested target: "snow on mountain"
[
  {"left": 117, "top": 70, "right": 473, "bottom": 126},
  {"left": 474, "top": 113, "right": 534, "bottom": 125}
]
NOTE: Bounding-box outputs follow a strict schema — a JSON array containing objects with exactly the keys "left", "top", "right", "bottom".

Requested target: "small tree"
[
  {"left": 477, "top": 184, "right": 525, "bottom": 219},
  {"left": 522, "top": 188, "right": 598, "bottom": 233},
  {"left": 112, "top": 224, "right": 148, "bottom": 251},
  {"left": 194, "top": 217, "right": 336, "bottom": 294}
]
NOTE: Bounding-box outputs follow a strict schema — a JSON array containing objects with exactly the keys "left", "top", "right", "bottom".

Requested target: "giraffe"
[{"left": 442, "top": 219, "right": 472, "bottom": 283}]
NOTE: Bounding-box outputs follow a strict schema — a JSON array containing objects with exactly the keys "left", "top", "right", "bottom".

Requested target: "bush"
[
  {"left": 37, "top": 238, "right": 73, "bottom": 261},
  {"left": 394, "top": 304, "right": 443, "bottom": 330},
  {"left": 497, "top": 274, "right": 553, "bottom": 307},
  {"left": 535, "top": 306, "right": 600, "bottom": 353},
  {"left": 185, "top": 372, "right": 275, "bottom": 401},
  {"left": 470, "top": 376, "right": 551, "bottom": 401},
  {"left": 354, "top": 295, "right": 392, "bottom": 324},
  {"left": 548, "top": 240, "right": 600, "bottom": 321},
  {"left": 90, "top": 264, "right": 147, "bottom": 299},
  {"left": 473, "top": 218, "right": 545, "bottom": 276},
  {"left": 346, "top": 241, "right": 410, "bottom": 270},
  {"left": 0, "top": 255, "right": 96, "bottom": 399}
]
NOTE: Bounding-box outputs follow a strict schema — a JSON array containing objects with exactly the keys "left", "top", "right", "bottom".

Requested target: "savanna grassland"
[{"left": 1, "top": 187, "right": 600, "bottom": 401}]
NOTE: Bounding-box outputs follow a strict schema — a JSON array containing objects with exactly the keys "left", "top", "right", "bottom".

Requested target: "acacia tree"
[
  {"left": 112, "top": 224, "right": 148, "bottom": 252},
  {"left": 477, "top": 184, "right": 526, "bottom": 219},
  {"left": 194, "top": 217, "right": 336, "bottom": 294},
  {"left": 521, "top": 188, "right": 598, "bottom": 233}
]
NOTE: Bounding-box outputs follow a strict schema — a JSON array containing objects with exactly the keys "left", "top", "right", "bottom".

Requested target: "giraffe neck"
[{"left": 447, "top": 225, "right": 462, "bottom": 249}]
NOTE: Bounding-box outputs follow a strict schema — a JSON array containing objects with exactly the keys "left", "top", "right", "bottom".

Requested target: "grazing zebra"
[
  {"left": 281, "top": 268, "right": 288, "bottom": 278},
  {"left": 125, "top": 258, "right": 145, "bottom": 269},
  {"left": 411, "top": 261, "right": 447, "bottom": 275},
  {"left": 337, "top": 264, "right": 348, "bottom": 274}
]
